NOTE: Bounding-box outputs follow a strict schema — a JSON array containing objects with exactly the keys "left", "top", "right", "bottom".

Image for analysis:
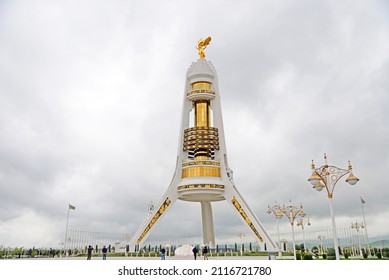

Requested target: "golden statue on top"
[{"left": 196, "top": 36, "right": 211, "bottom": 59}]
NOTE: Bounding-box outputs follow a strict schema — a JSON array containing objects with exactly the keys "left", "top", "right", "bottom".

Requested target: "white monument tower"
[{"left": 128, "top": 37, "right": 277, "bottom": 253}]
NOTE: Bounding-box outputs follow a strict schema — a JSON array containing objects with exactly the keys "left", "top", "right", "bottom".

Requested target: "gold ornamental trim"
[
  {"left": 183, "top": 144, "right": 220, "bottom": 151},
  {"left": 177, "top": 184, "right": 225, "bottom": 191},
  {"left": 186, "top": 89, "right": 216, "bottom": 98},
  {"left": 231, "top": 196, "right": 264, "bottom": 242},
  {"left": 185, "top": 126, "right": 218, "bottom": 133},
  {"left": 182, "top": 160, "right": 220, "bottom": 168},
  {"left": 136, "top": 198, "right": 171, "bottom": 244}
]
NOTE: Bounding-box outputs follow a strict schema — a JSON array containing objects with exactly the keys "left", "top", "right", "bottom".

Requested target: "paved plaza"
[{"left": 13, "top": 255, "right": 287, "bottom": 260}]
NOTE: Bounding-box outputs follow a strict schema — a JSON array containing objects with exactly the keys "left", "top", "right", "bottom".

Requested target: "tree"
[{"left": 383, "top": 248, "right": 389, "bottom": 258}]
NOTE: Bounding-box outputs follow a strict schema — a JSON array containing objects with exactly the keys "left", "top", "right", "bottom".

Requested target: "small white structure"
[{"left": 175, "top": 244, "right": 194, "bottom": 256}]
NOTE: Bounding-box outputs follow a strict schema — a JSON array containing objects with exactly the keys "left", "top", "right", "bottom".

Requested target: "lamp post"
[
  {"left": 267, "top": 202, "right": 283, "bottom": 258},
  {"left": 238, "top": 233, "right": 246, "bottom": 256},
  {"left": 297, "top": 218, "right": 311, "bottom": 253},
  {"left": 359, "top": 197, "right": 370, "bottom": 256},
  {"left": 317, "top": 235, "right": 325, "bottom": 255},
  {"left": 279, "top": 200, "right": 306, "bottom": 260},
  {"left": 308, "top": 153, "right": 359, "bottom": 260},
  {"left": 351, "top": 221, "right": 364, "bottom": 258}
]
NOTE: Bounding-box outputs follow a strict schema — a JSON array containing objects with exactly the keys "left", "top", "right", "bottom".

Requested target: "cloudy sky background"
[{"left": 0, "top": 0, "right": 388, "bottom": 248}]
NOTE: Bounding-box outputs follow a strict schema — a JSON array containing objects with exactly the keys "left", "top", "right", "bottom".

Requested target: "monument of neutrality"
[{"left": 128, "top": 37, "right": 277, "bottom": 255}]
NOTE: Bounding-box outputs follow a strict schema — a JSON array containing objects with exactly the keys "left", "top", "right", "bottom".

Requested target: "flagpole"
[
  {"left": 360, "top": 197, "right": 370, "bottom": 256},
  {"left": 64, "top": 204, "right": 70, "bottom": 257}
]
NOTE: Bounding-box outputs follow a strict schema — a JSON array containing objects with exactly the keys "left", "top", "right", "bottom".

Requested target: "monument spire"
[{"left": 128, "top": 38, "right": 277, "bottom": 256}]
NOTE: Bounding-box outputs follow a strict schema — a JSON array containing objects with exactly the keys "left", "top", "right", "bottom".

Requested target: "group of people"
[
  {"left": 86, "top": 245, "right": 108, "bottom": 260},
  {"left": 85, "top": 244, "right": 209, "bottom": 260},
  {"left": 159, "top": 245, "right": 208, "bottom": 260},
  {"left": 192, "top": 245, "right": 208, "bottom": 260}
]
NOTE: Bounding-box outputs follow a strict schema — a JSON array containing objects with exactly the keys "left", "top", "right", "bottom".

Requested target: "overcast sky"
[{"left": 0, "top": 0, "right": 388, "bottom": 248}]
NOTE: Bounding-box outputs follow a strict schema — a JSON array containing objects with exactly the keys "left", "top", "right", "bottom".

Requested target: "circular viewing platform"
[
  {"left": 186, "top": 89, "right": 215, "bottom": 101},
  {"left": 177, "top": 183, "right": 225, "bottom": 202}
]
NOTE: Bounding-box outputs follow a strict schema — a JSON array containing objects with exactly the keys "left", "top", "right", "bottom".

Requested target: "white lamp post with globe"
[{"left": 308, "top": 153, "right": 359, "bottom": 260}]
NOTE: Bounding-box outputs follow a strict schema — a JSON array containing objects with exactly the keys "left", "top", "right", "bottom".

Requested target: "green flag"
[{"left": 69, "top": 204, "right": 76, "bottom": 210}]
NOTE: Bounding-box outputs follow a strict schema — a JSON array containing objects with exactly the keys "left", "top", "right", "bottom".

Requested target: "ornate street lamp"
[
  {"left": 267, "top": 202, "right": 284, "bottom": 258},
  {"left": 296, "top": 218, "right": 311, "bottom": 253},
  {"left": 308, "top": 153, "right": 359, "bottom": 260},
  {"left": 351, "top": 221, "right": 365, "bottom": 258},
  {"left": 279, "top": 200, "right": 306, "bottom": 260}
]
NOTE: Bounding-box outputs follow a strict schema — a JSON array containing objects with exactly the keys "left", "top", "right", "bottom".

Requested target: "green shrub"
[
  {"left": 377, "top": 252, "right": 382, "bottom": 259},
  {"left": 344, "top": 253, "right": 349, "bottom": 259},
  {"left": 303, "top": 253, "right": 313, "bottom": 260},
  {"left": 363, "top": 253, "right": 368, "bottom": 259},
  {"left": 322, "top": 253, "right": 327, "bottom": 259},
  {"left": 327, "top": 248, "right": 336, "bottom": 260},
  {"left": 296, "top": 252, "right": 301, "bottom": 260}
]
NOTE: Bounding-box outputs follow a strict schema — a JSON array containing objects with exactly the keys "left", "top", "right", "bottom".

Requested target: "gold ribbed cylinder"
[
  {"left": 181, "top": 166, "right": 221, "bottom": 178},
  {"left": 195, "top": 100, "right": 210, "bottom": 127},
  {"left": 192, "top": 82, "right": 211, "bottom": 90},
  {"left": 191, "top": 82, "right": 212, "bottom": 160}
]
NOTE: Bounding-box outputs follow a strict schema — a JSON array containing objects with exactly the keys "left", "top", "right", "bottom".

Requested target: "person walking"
[
  {"left": 87, "top": 245, "right": 93, "bottom": 260},
  {"left": 192, "top": 246, "right": 198, "bottom": 260},
  {"left": 160, "top": 247, "right": 166, "bottom": 260},
  {"left": 202, "top": 245, "right": 208, "bottom": 260},
  {"left": 102, "top": 246, "right": 108, "bottom": 260}
]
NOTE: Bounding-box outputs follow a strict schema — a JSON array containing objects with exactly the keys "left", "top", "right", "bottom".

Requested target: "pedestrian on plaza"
[
  {"left": 160, "top": 247, "right": 166, "bottom": 260},
  {"left": 87, "top": 245, "right": 93, "bottom": 260},
  {"left": 202, "top": 245, "right": 208, "bottom": 260},
  {"left": 102, "top": 246, "right": 108, "bottom": 260},
  {"left": 192, "top": 246, "right": 198, "bottom": 260}
]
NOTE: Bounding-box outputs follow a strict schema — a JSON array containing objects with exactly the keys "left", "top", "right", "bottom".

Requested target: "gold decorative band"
[
  {"left": 182, "top": 160, "right": 220, "bottom": 168},
  {"left": 186, "top": 89, "right": 215, "bottom": 98},
  {"left": 231, "top": 196, "right": 264, "bottom": 242},
  {"left": 185, "top": 126, "right": 218, "bottom": 133},
  {"left": 177, "top": 184, "right": 225, "bottom": 190},
  {"left": 181, "top": 166, "right": 221, "bottom": 178},
  {"left": 136, "top": 198, "right": 171, "bottom": 244}
]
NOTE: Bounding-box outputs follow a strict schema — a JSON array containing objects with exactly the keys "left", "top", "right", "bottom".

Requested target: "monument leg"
[
  {"left": 201, "top": 201, "right": 216, "bottom": 248},
  {"left": 128, "top": 193, "right": 177, "bottom": 252},
  {"left": 225, "top": 186, "right": 278, "bottom": 252}
]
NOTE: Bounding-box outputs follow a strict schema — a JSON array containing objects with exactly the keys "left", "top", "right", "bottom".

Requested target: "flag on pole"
[
  {"left": 360, "top": 197, "right": 366, "bottom": 204},
  {"left": 69, "top": 204, "right": 76, "bottom": 210}
]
